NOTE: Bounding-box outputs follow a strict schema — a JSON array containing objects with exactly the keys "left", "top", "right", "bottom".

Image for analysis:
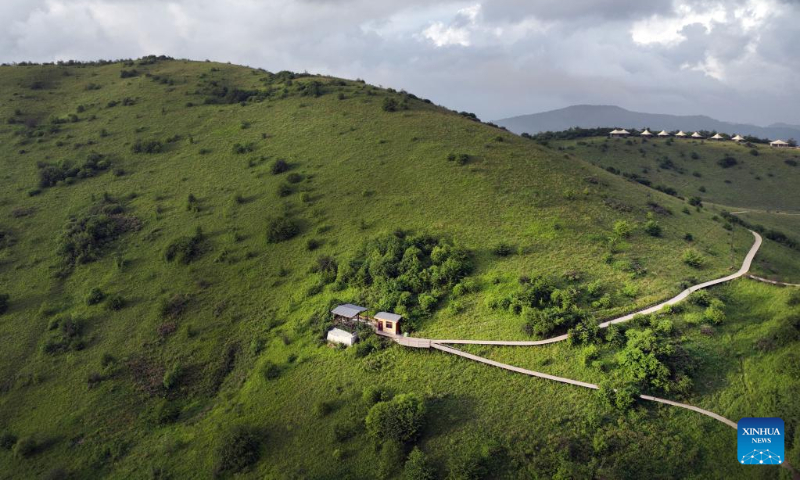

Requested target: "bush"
[
  {"left": 163, "top": 362, "right": 182, "bottom": 390},
  {"left": 164, "top": 229, "right": 203, "bottom": 264},
  {"left": 382, "top": 97, "right": 399, "bottom": 112},
  {"left": 286, "top": 172, "right": 303, "bottom": 184},
  {"left": 106, "top": 294, "right": 125, "bottom": 311},
  {"left": 160, "top": 294, "right": 190, "bottom": 319},
  {"left": 13, "top": 437, "right": 38, "bottom": 458},
  {"left": 366, "top": 393, "right": 425, "bottom": 444},
  {"left": 717, "top": 156, "right": 738, "bottom": 168},
  {"left": 613, "top": 220, "right": 634, "bottom": 238},
  {"left": 362, "top": 385, "right": 390, "bottom": 405},
  {"left": 213, "top": 426, "right": 261, "bottom": 475},
  {"left": 276, "top": 183, "right": 294, "bottom": 197},
  {"left": 271, "top": 159, "right": 289, "bottom": 174},
  {"left": 493, "top": 243, "right": 513, "bottom": 257},
  {"left": 131, "top": 139, "right": 164, "bottom": 154},
  {"left": 0, "top": 293, "right": 9, "bottom": 315},
  {"left": 690, "top": 290, "right": 712, "bottom": 307},
  {"left": 0, "top": 431, "right": 17, "bottom": 450},
  {"left": 262, "top": 361, "right": 281, "bottom": 380},
  {"left": 682, "top": 249, "right": 704, "bottom": 268},
  {"left": 266, "top": 216, "right": 300, "bottom": 243},
  {"left": 403, "top": 447, "right": 434, "bottom": 480},
  {"left": 643, "top": 220, "right": 662, "bottom": 237}
]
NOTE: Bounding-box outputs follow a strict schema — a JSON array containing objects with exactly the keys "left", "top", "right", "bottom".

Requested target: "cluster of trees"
[
  {"left": 37, "top": 153, "right": 111, "bottom": 188},
  {"left": 164, "top": 227, "right": 204, "bottom": 264},
  {"left": 337, "top": 231, "right": 473, "bottom": 328},
  {"left": 57, "top": 199, "right": 137, "bottom": 274},
  {"left": 721, "top": 211, "right": 800, "bottom": 252},
  {"left": 523, "top": 127, "right": 614, "bottom": 143}
]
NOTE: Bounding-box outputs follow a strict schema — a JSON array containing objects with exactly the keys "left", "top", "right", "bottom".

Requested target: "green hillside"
[
  {"left": 0, "top": 58, "right": 797, "bottom": 478},
  {"left": 552, "top": 135, "right": 800, "bottom": 283}
]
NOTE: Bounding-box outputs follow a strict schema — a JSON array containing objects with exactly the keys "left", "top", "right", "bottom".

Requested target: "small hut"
[
  {"left": 770, "top": 140, "right": 790, "bottom": 148},
  {"left": 327, "top": 328, "right": 358, "bottom": 346},
  {"left": 640, "top": 129, "right": 653, "bottom": 137},
  {"left": 732, "top": 134, "right": 744, "bottom": 142},
  {"left": 710, "top": 133, "right": 725, "bottom": 141},
  {"left": 374, "top": 312, "right": 402, "bottom": 335},
  {"left": 609, "top": 129, "right": 630, "bottom": 138},
  {"left": 657, "top": 130, "right": 670, "bottom": 137},
  {"left": 675, "top": 131, "right": 688, "bottom": 138},
  {"left": 691, "top": 132, "right": 704, "bottom": 139},
  {"left": 331, "top": 304, "right": 368, "bottom": 325}
]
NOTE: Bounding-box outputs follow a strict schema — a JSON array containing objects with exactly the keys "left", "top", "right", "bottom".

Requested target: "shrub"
[
  {"left": 276, "top": 183, "right": 294, "bottom": 197},
  {"left": 403, "top": 447, "right": 434, "bottom": 480},
  {"left": 131, "top": 139, "right": 164, "bottom": 154},
  {"left": 306, "top": 238, "right": 320, "bottom": 251},
  {"left": 613, "top": 220, "right": 634, "bottom": 238},
  {"left": 313, "top": 400, "right": 335, "bottom": 417},
  {"left": 160, "top": 294, "right": 190, "bottom": 319},
  {"left": 286, "top": 172, "right": 303, "bottom": 184},
  {"left": 262, "top": 361, "right": 281, "bottom": 380},
  {"left": 688, "top": 196, "right": 703, "bottom": 207},
  {"left": 382, "top": 97, "right": 399, "bottom": 112},
  {"left": 213, "top": 426, "right": 261, "bottom": 475},
  {"left": 455, "top": 153, "right": 469, "bottom": 165},
  {"left": 788, "top": 290, "right": 800, "bottom": 307},
  {"left": 13, "top": 437, "right": 38, "bottom": 458},
  {"left": 362, "top": 385, "right": 390, "bottom": 405},
  {"left": 682, "top": 249, "right": 704, "bottom": 268},
  {"left": 106, "top": 294, "right": 125, "bottom": 312},
  {"left": 717, "top": 156, "right": 738, "bottom": 168},
  {"left": 0, "top": 431, "right": 17, "bottom": 450},
  {"left": 493, "top": 243, "right": 513, "bottom": 257},
  {"left": 266, "top": 216, "right": 300, "bottom": 243},
  {"left": 643, "top": 220, "right": 662, "bottom": 237},
  {"left": 271, "top": 159, "right": 289, "bottom": 174},
  {"left": 162, "top": 362, "right": 182, "bottom": 390},
  {"left": 366, "top": 393, "right": 425, "bottom": 444},
  {"left": 691, "top": 290, "right": 712, "bottom": 307},
  {"left": 232, "top": 142, "right": 254, "bottom": 154},
  {"left": 164, "top": 229, "right": 203, "bottom": 264},
  {"left": 0, "top": 293, "right": 9, "bottom": 315}
]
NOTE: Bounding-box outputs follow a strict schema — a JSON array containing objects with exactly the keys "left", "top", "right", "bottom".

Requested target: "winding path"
[{"left": 378, "top": 230, "right": 766, "bottom": 432}]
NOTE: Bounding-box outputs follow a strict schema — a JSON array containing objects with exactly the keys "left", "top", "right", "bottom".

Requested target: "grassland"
[
  {"left": 552, "top": 136, "right": 800, "bottom": 283},
  {"left": 0, "top": 58, "right": 797, "bottom": 479}
]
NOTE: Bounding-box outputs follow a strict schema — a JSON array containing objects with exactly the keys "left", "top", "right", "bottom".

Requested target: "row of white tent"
[{"left": 608, "top": 129, "right": 792, "bottom": 147}]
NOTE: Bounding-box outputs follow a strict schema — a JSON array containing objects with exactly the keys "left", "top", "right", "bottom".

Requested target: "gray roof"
[
  {"left": 374, "top": 311, "right": 402, "bottom": 322},
  {"left": 331, "top": 303, "right": 368, "bottom": 318}
]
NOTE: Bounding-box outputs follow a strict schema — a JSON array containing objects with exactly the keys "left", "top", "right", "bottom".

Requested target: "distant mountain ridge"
[{"left": 495, "top": 105, "right": 800, "bottom": 140}]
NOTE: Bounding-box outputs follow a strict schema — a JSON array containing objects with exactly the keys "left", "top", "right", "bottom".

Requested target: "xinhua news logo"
[{"left": 738, "top": 417, "right": 784, "bottom": 465}]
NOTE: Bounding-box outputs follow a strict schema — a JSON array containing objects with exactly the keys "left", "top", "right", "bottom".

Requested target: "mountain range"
[{"left": 495, "top": 105, "right": 800, "bottom": 140}]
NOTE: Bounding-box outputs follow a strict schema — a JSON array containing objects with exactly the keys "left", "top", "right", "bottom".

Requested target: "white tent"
[
  {"left": 732, "top": 134, "right": 744, "bottom": 142},
  {"left": 691, "top": 132, "right": 704, "bottom": 139},
  {"left": 609, "top": 129, "right": 630, "bottom": 137},
  {"left": 675, "top": 131, "right": 687, "bottom": 137},
  {"left": 327, "top": 328, "right": 358, "bottom": 346},
  {"left": 770, "top": 139, "right": 790, "bottom": 148},
  {"left": 657, "top": 130, "right": 670, "bottom": 137},
  {"left": 710, "top": 133, "right": 725, "bottom": 140},
  {"left": 640, "top": 129, "right": 653, "bottom": 136}
]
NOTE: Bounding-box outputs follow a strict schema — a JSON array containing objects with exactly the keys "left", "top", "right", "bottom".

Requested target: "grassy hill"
[
  {"left": 552, "top": 135, "right": 800, "bottom": 283},
  {"left": 0, "top": 58, "right": 796, "bottom": 478}
]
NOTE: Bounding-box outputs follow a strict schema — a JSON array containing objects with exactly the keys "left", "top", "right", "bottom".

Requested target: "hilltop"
[
  {"left": 495, "top": 105, "right": 800, "bottom": 140},
  {"left": 0, "top": 58, "right": 797, "bottom": 478}
]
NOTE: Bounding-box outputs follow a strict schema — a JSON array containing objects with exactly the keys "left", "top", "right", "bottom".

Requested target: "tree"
[
  {"left": 366, "top": 393, "right": 426, "bottom": 444},
  {"left": 403, "top": 447, "right": 434, "bottom": 480}
]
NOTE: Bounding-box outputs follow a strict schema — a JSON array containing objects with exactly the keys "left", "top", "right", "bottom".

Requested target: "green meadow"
[{"left": 0, "top": 58, "right": 797, "bottom": 478}]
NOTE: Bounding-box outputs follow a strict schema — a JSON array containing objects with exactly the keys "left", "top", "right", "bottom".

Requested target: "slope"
[{"left": 0, "top": 58, "right": 790, "bottom": 478}]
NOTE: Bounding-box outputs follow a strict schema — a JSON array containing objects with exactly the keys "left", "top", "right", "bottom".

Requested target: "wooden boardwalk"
[
  {"left": 748, "top": 274, "right": 800, "bottom": 287},
  {"left": 376, "top": 231, "right": 770, "bottom": 431}
]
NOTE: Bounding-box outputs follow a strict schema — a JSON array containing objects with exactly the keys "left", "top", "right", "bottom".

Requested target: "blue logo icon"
[{"left": 738, "top": 417, "right": 784, "bottom": 465}]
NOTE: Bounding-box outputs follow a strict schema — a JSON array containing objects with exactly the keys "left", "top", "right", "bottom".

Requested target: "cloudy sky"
[{"left": 2, "top": 0, "right": 798, "bottom": 125}]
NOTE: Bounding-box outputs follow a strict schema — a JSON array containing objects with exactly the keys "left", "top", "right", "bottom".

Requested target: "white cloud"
[{"left": 422, "top": 4, "right": 480, "bottom": 47}]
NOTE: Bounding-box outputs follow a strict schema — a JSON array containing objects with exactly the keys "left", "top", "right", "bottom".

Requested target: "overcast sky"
[{"left": 2, "top": 0, "right": 798, "bottom": 125}]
